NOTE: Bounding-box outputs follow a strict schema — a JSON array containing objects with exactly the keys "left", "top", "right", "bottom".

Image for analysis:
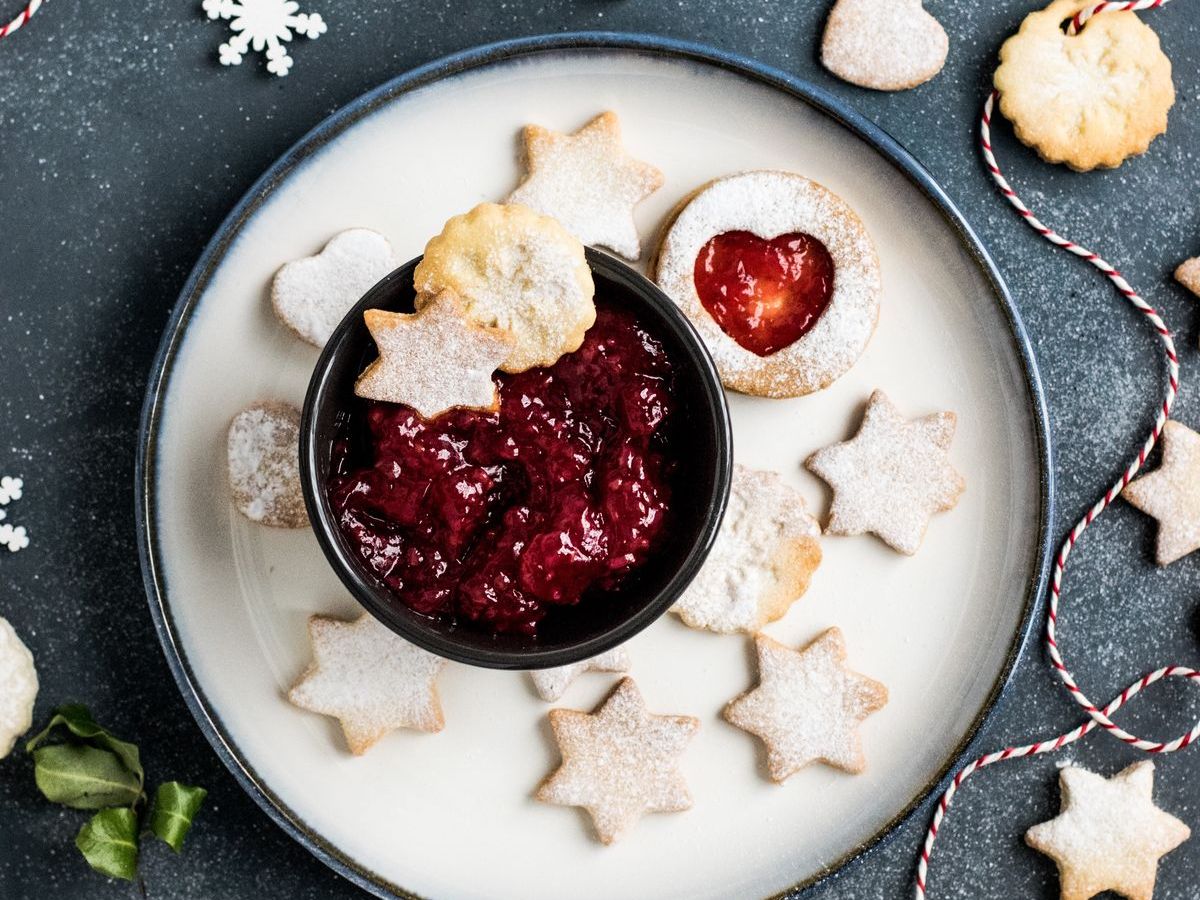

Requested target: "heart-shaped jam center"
[{"left": 693, "top": 230, "right": 835, "bottom": 357}]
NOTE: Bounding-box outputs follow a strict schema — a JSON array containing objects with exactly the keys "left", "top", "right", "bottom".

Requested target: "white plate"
[{"left": 138, "top": 36, "right": 1051, "bottom": 900}]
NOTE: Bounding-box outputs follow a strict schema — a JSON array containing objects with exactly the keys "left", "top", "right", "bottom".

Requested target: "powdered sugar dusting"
[
  {"left": 353, "top": 291, "right": 515, "bottom": 418},
  {"left": 821, "top": 0, "right": 948, "bottom": 92},
  {"left": 655, "top": 171, "right": 880, "bottom": 397},
  {"left": 226, "top": 400, "right": 308, "bottom": 528},
  {"left": 806, "top": 389, "right": 963, "bottom": 555},
  {"left": 536, "top": 677, "right": 698, "bottom": 844},
  {"left": 271, "top": 228, "right": 396, "bottom": 347},
  {"left": 724, "top": 629, "right": 888, "bottom": 781},
  {"left": 288, "top": 614, "right": 446, "bottom": 755},
  {"left": 672, "top": 465, "right": 821, "bottom": 634},
  {"left": 508, "top": 111, "right": 663, "bottom": 260},
  {"left": 529, "top": 646, "right": 631, "bottom": 702}
]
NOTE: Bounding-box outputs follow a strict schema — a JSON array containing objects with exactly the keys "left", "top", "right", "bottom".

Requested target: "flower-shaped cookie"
[{"left": 994, "top": 0, "right": 1174, "bottom": 171}]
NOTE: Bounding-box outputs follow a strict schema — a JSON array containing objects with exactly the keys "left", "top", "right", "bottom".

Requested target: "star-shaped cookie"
[
  {"left": 536, "top": 677, "right": 698, "bottom": 844},
  {"left": 1026, "top": 761, "right": 1190, "bottom": 900},
  {"left": 1123, "top": 421, "right": 1200, "bottom": 565},
  {"left": 507, "top": 111, "right": 663, "bottom": 260},
  {"left": 288, "top": 614, "right": 446, "bottom": 755},
  {"left": 805, "top": 389, "right": 964, "bottom": 555},
  {"left": 353, "top": 290, "right": 515, "bottom": 418},
  {"left": 529, "top": 647, "right": 631, "bottom": 702},
  {"left": 723, "top": 628, "right": 887, "bottom": 781}
]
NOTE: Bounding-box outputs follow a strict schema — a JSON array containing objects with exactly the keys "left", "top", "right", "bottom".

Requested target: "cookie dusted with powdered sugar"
[
  {"left": 271, "top": 228, "right": 396, "bottom": 347},
  {"left": 724, "top": 628, "right": 887, "bottom": 781},
  {"left": 1122, "top": 420, "right": 1200, "bottom": 565},
  {"left": 536, "top": 677, "right": 698, "bottom": 844},
  {"left": 671, "top": 465, "right": 821, "bottom": 634},
  {"left": 654, "top": 171, "right": 880, "bottom": 398},
  {"left": 227, "top": 400, "right": 308, "bottom": 528},
  {"left": 1025, "top": 761, "right": 1190, "bottom": 900},
  {"left": 805, "top": 389, "right": 963, "bottom": 555},
  {"left": 288, "top": 614, "right": 446, "bottom": 755},
  {"left": 508, "top": 111, "right": 663, "bottom": 260},
  {"left": 529, "top": 647, "right": 631, "bottom": 703},
  {"left": 821, "top": 0, "right": 948, "bottom": 92}
]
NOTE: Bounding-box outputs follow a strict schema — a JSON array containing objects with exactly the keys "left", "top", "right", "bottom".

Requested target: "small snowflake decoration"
[
  {"left": 0, "top": 476, "right": 27, "bottom": 553},
  {"left": 202, "top": 0, "right": 326, "bottom": 77}
]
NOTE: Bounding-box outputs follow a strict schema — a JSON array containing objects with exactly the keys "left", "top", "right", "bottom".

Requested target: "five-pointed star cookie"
[
  {"left": 529, "top": 647, "right": 631, "bottom": 702},
  {"left": 507, "top": 111, "right": 663, "bottom": 260},
  {"left": 723, "top": 628, "right": 887, "bottom": 781},
  {"left": 1124, "top": 420, "right": 1200, "bottom": 565},
  {"left": 353, "top": 289, "right": 515, "bottom": 418},
  {"left": 288, "top": 614, "right": 446, "bottom": 755},
  {"left": 536, "top": 677, "right": 698, "bottom": 843},
  {"left": 1026, "top": 761, "right": 1190, "bottom": 900},
  {"left": 805, "top": 389, "right": 964, "bottom": 555}
]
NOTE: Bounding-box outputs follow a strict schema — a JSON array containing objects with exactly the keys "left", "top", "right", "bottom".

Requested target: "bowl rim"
[
  {"left": 298, "top": 248, "right": 734, "bottom": 670},
  {"left": 134, "top": 33, "right": 1055, "bottom": 900}
]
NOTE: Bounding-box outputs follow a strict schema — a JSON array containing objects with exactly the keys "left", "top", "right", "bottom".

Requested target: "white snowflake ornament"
[
  {"left": 202, "top": 0, "right": 326, "bottom": 77},
  {"left": 0, "top": 476, "right": 26, "bottom": 553}
]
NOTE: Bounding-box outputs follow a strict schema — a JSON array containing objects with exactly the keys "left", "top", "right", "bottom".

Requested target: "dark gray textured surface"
[{"left": 1, "top": 1, "right": 1198, "bottom": 898}]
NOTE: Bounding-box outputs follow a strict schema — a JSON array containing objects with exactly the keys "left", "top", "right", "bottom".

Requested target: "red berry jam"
[
  {"left": 327, "top": 301, "right": 677, "bottom": 636},
  {"left": 693, "top": 230, "right": 835, "bottom": 357}
]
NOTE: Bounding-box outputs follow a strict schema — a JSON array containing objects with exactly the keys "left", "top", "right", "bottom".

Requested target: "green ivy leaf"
[
  {"left": 32, "top": 744, "right": 143, "bottom": 810},
  {"left": 75, "top": 807, "right": 139, "bottom": 881},
  {"left": 26, "top": 704, "right": 144, "bottom": 789},
  {"left": 150, "top": 782, "right": 208, "bottom": 852}
]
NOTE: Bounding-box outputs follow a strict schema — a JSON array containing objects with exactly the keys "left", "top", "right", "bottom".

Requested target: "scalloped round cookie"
[
  {"left": 413, "top": 203, "right": 595, "bottom": 373},
  {"left": 994, "top": 0, "right": 1174, "bottom": 172},
  {"left": 653, "top": 171, "right": 881, "bottom": 398}
]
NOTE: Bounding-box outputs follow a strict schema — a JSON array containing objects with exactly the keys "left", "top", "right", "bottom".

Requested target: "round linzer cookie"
[{"left": 653, "top": 171, "right": 881, "bottom": 398}]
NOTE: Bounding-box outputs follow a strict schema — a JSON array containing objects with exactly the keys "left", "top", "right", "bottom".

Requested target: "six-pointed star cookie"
[
  {"left": 288, "top": 614, "right": 446, "bottom": 755},
  {"left": 806, "top": 389, "right": 964, "bottom": 555},
  {"left": 536, "top": 677, "right": 698, "bottom": 843},
  {"left": 1026, "top": 761, "right": 1190, "bottom": 900},
  {"left": 508, "top": 111, "right": 663, "bottom": 260},
  {"left": 353, "top": 289, "right": 515, "bottom": 418},
  {"left": 724, "top": 628, "right": 887, "bottom": 781},
  {"left": 1124, "top": 420, "right": 1200, "bottom": 565},
  {"left": 529, "top": 647, "right": 631, "bottom": 702}
]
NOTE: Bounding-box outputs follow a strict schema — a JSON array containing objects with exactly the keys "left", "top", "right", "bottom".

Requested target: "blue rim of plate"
[{"left": 135, "top": 32, "right": 1055, "bottom": 900}]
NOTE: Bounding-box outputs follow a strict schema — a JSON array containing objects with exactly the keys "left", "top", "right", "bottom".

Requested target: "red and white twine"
[
  {"left": 916, "top": 2, "right": 1200, "bottom": 898},
  {"left": 0, "top": 0, "right": 43, "bottom": 40}
]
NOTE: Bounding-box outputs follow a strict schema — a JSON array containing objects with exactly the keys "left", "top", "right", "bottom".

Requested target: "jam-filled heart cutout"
[{"left": 693, "top": 230, "right": 835, "bottom": 357}]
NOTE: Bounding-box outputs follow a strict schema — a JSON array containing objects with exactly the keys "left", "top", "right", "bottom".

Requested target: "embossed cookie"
[
  {"left": 1026, "top": 761, "right": 1190, "bottom": 900},
  {"left": 508, "top": 111, "right": 663, "bottom": 260},
  {"left": 413, "top": 203, "right": 595, "bottom": 373},
  {"left": 1122, "top": 420, "right": 1200, "bottom": 565},
  {"left": 529, "top": 647, "right": 631, "bottom": 702},
  {"left": 353, "top": 290, "right": 516, "bottom": 418},
  {"left": 724, "top": 628, "right": 887, "bottom": 781},
  {"left": 806, "top": 389, "right": 964, "bottom": 555},
  {"left": 994, "top": 0, "right": 1174, "bottom": 171},
  {"left": 536, "top": 677, "right": 698, "bottom": 844},
  {"left": 272, "top": 228, "right": 397, "bottom": 347},
  {"left": 288, "top": 614, "right": 445, "bottom": 755},
  {"left": 821, "top": 0, "right": 948, "bottom": 91},
  {"left": 672, "top": 465, "right": 821, "bottom": 634},
  {"left": 0, "top": 615, "right": 37, "bottom": 759},
  {"left": 227, "top": 400, "right": 308, "bottom": 528},
  {"left": 654, "top": 171, "right": 881, "bottom": 397}
]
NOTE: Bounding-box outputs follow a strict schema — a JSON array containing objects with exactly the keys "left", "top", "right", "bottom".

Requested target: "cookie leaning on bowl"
[{"left": 652, "top": 170, "right": 881, "bottom": 398}]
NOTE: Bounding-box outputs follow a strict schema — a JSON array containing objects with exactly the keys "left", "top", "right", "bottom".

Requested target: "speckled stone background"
[{"left": 1, "top": 1, "right": 1198, "bottom": 898}]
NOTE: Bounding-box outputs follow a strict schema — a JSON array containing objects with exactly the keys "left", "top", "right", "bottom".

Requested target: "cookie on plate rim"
[{"left": 653, "top": 170, "right": 881, "bottom": 398}]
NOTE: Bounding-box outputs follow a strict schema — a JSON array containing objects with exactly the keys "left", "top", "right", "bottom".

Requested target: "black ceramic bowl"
[{"left": 300, "top": 249, "right": 732, "bottom": 670}]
